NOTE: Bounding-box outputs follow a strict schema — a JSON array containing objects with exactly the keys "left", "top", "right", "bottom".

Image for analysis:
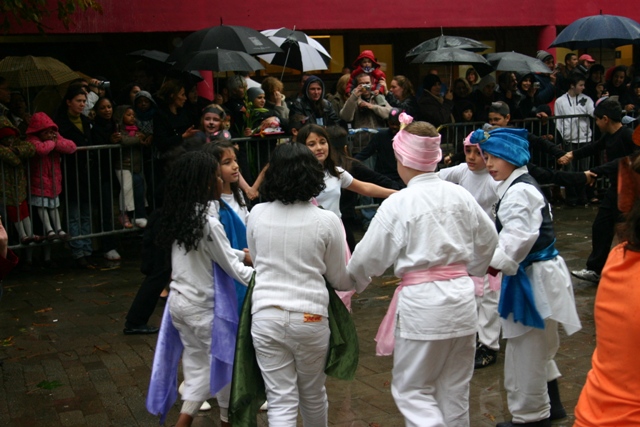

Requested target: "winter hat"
[
  {"left": 134, "top": 90, "right": 156, "bottom": 106},
  {"left": 470, "top": 127, "right": 530, "bottom": 168},
  {"left": 247, "top": 87, "right": 265, "bottom": 103},
  {"left": 26, "top": 112, "right": 58, "bottom": 135},
  {"left": 393, "top": 113, "right": 442, "bottom": 172},
  {"left": 477, "top": 74, "right": 496, "bottom": 91},
  {"left": 0, "top": 116, "right": 19, "bottom": 140},
  {"left": 536, "top": 50, "right": 554, "bottom": 63}
]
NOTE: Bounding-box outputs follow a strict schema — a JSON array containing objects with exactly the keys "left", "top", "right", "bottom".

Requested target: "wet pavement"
[{"left": 0, "top": 203, "right": 600, "bottom": 426}]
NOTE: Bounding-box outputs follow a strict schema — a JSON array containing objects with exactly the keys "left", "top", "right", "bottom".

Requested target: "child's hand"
[
  {"left": 242, "top": 248, "right": 253, "bottom": 267},
  {"left": 444, "top": 91, "right": 454, "bottom": 101},
  {"left": 182, "top": 126, "right": 198, "bottom": 139},
  {"left": 111, "top": 132, "right": 122, "bottom": 144},
  {"left": 246, "top": 186, "right": 259, "bottom": 200},
  {"left": 243, "top": 127, "right": 253, "bottom": 137},
  {"left": 273, "top": 91, "right": 283, "bottom": 106}
]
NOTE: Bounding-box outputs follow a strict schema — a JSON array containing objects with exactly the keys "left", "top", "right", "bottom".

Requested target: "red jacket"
[
  {"left": 26, "top": 113, "right": 77, "bottom": 198},
  {"left": 346, "top": 50, "right": 387, "bottom": 95}
]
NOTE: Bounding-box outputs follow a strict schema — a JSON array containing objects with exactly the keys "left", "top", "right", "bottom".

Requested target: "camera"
[
  {"left": 362, "top": 83, "right": 371, "bottom": 90},
  {"left": 533, "top": 82, "right": 541, "bottom": 89},
  {"left": 97, "top": 81, "right": 110, "bottom": 89}
]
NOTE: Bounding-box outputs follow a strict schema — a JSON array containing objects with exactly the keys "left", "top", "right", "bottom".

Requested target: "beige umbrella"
[{"left": 0, "top": 56, "right": 80, "bottom": 88}]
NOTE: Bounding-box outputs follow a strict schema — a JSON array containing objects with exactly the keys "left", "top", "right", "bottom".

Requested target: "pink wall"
[{"left": 6, "top": 1, "right": 640, "bottom": 34}]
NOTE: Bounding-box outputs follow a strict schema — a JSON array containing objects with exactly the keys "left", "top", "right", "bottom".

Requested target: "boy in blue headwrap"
[{"left": 469, "top": 128, "right": 582, "bottom": 427}]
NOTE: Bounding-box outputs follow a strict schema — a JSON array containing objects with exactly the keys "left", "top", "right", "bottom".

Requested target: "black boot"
[{"left": 547, "top": 379, "right": 567, "bottom": 420}]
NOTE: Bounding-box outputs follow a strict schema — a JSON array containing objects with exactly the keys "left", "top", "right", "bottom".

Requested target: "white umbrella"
[{"left": 258, "top": 27, "right": 331, "bottom": 79}]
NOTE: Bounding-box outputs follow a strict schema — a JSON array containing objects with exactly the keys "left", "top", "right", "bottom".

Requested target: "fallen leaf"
[
  {"left": 93, "top": 345, "right": 109, "bottom": 354},
  {"left": 483, "top": 412, "right": 496, "bottom": 421},
  {"left": 1, "top": 336, "right": 14, "bottom": 347},
  {"left": 36, "top": 380, "right": 63, "bottom": 390},
  {"left": 34, "top": 307, "right": 53, "bottom": 313}
]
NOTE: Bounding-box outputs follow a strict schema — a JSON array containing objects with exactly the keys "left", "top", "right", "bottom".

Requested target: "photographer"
[
  {"left": 339, "top": 72, "right": 391, "bottom": 153},
  {"left": 83, "top": 78, "right": 110, "bottom": 117}
]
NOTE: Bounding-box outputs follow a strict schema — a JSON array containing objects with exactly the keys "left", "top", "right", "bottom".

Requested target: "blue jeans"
[{"left": 67, "top": 200, "right": 93, "bottom": 259}]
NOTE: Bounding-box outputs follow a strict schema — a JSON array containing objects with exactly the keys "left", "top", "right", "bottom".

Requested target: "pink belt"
[{"left": 375, "top": 264, "right": 468, "bottom": 356}]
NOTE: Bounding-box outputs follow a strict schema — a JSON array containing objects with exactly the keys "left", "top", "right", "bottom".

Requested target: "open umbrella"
[
  {"left": 0, "top": 56, "right": 79, "bottom": 88},
  {"left": 173, "top": 48, "right": 265, "bottom": 73},
  {"left": 550, "top": 13, "right": 640, "bottom": 50},
  {"left": 411, "top": 47, "right": 493, "bottom": 75},
  {"left": 167, "top": 24, "right": 282, "bottom": 62},
  {"left": 258, "top": 27, "right": 331, "bottom": 77},
  {"left": 485, "top": 52, "right": 551, "bottom": 75},
  {"left": 127, "top": 49, "right": 204, "bottom": 82},
  {"left": 406, "top": 35, "right": 490, "bottom": 60}
]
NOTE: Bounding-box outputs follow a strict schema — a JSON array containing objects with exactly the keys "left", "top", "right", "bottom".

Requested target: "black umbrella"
[
  {"left": 485, "top": 52, "right": 550, "bottom": 75},
  {"left": 406, "top": 35, "right": 490, "bottom": 60},
  {"left": 550, "top": 13, "right": 640, "bottom": 50},
  {"left": 411, "top": 48, "right": 493, "bottom": 76},
  {"left": 127, "top": 49, "right": 203, "bottom": 82},
  {"left": 173, "top": 48, "right": 265, "bottom": 73},
  {"left": 168, "top": 24, "right": 282, "bottom": 62}
]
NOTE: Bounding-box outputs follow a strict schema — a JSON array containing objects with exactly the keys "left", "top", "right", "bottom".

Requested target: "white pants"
[
  {"left": 251, "top": 307, "right": 330, "bottom": 427},
  {"left": 392, "top": 334, "right": 475, "bottom": 427},
  {"left": 168, "top": 292, "right": 230, "bottom": 411},
  {"left": 504, "top": 319, "right": 560, "bottom": 423},
  {"left": 476, "top": 284, "right": 501, "bottom": 350}
]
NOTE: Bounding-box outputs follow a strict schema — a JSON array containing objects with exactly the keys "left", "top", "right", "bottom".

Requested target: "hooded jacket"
[
  {"left": 290, "top": 76, "right": 340, "bottom": 127},
  {"left": 27, "top": 112, "right": 77, "bottom": 198},
  {"left": 346, "top": 50, "right": 387, "bottom": 95},
  {"left": 0, "top": 116, "right": 35, "bottom": 206}
]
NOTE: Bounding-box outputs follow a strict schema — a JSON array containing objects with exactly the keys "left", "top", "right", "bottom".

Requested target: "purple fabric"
[
  {"left": 210, "top": 262, "right": 240, "bottom": 396},
  {"left": 146, "top": 294, "right": 183, "bottom": 424}
]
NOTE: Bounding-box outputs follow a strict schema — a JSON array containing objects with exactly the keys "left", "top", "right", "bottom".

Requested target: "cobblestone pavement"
[{"left": 0, "top": 204, "right": 600, "bottom": 426}]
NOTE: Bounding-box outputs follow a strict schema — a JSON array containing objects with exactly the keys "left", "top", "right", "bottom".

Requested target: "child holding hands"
[
  {"left": 471, "top": 127, "right": 582, "bottom": 427},
  {"left": 348, "top": 114, "right": 498, "bottom": 427}
]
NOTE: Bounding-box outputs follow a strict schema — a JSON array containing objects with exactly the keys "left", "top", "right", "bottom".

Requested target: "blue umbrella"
[{"left": 550, "top": 14, "right": 640, "bottom": 50}]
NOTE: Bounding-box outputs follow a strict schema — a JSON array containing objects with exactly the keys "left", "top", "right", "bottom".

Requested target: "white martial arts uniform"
[
  {"left": 168, "top": 201, "right": 254, "bottom": 412},
  {"left": 490, "top": 167, "right": 582, "bottom": 424},
  {"left": 439, "top": 164, "right": 502, "bottom": 350},
  {"left": 247, "top": 200, "right": 354, "bottom": 426},
  {"left": 348, "top": 173, "right": 498, "bottom": 427}
]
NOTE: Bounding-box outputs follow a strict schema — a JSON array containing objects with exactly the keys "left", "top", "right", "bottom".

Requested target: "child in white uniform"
[
  {"left": 439, "top": 132, "right": 501, "bottom": 369},
  {"left": 247, "top": 143, "right": 355, "bottom": 426},
  {"left": 149, "top": 152, "right": 254, "bottom": 427},
  {"left": 471, "top": 127, "right": 582, "bottom": 427},
  {"left": 347, "top": 114, "right": 498, "bottom": 427}
]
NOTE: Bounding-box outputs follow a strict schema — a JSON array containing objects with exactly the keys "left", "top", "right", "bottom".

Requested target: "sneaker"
[
  {"left": 178, "top": 381, "right": 211, "bottom": 411},
  {"left": 134, "top": 218, "right": 148, "bottom": 228},
  {"left": 474, "top": 344, "right": 498, "bottom": 369},
  {"left": 104, "top": 249, "right": 121, "bottom": 261},
  {"left": 571, "top": 269, "right": 600, "bottom": 283}
]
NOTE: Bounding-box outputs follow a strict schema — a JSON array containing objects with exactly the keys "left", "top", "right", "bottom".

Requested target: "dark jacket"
[
  {"left": 54, "top": 110, "right": 97, "bottom": 202},
  {"left": 385, "top": 93, "right": 419, "bottom": 118},
  {"left": 290, "top": 76, "right": 340, "bottom": 127}
]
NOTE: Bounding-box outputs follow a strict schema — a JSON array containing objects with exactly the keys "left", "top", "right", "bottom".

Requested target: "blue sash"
[
  {"left": 146, "top": 202, "right": 247, "bottom": 423},
  {"left": 219, "top": 200, "right": 248, "bottom": 315},
  {"left": 498, "top": 240, "right": 559, "bottom": 329}
]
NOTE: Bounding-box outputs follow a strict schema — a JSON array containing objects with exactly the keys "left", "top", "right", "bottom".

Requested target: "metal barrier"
[{"left": 4, "top": 111, "right": 632, "bottom": 250}]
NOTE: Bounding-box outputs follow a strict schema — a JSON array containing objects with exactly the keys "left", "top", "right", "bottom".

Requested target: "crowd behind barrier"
[{"left": 3, "top": 111, "right": 635, "bottom": 251}]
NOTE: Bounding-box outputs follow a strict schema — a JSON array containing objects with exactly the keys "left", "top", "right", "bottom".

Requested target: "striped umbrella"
[
  {"left": 258, "top": 28, "right": 331, "bottom": 78},
  {"left": 0, "top": 56, "right": 80, "bottom": 88}
]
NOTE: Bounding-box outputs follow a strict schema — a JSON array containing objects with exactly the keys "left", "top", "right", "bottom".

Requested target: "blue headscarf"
[{"left": 469, "top": 127, "right": 530, "bottom": 167}]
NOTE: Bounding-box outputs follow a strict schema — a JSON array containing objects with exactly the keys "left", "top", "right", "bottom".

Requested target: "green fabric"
[
  {"left": 229, "top": 273, "right": 264, "bottom": 427},
  {"left": 324, "top": 282, "right": 360, "bottom": 380},
  {"left": 229, "top": 278, "right": 359, "bottom": 427}
]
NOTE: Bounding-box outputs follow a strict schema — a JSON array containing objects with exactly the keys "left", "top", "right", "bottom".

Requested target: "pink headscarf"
[
  {"left": 463, "top": 131, "right": 485, "bottom": 166},
  {"left": 392, "top": 113, "right": 441, "bottom": 172}
]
